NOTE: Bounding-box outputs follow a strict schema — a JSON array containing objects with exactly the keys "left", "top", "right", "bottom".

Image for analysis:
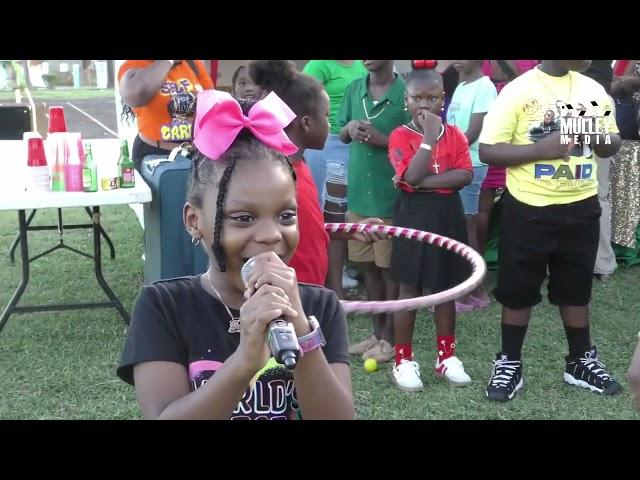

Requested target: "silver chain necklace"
[
  {"left": 206, "top": 270, "right": 241, "bottom": 334},
  {"left": 404, "top": 122, "right": 445, "bottom": 174},
  {"left": 362, "top": 97, "right": 389, "bottom": 120}
]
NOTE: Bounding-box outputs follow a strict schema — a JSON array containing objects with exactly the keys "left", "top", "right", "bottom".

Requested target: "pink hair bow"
[{"left": 193, "top": 90, "right": 298, "bottom": 160}]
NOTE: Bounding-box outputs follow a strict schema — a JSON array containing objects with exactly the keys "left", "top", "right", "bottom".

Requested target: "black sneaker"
[
  {"left": 564, "top": 346, "right": 622, "bottom": 395},
  {"left": 486, "top": 353, "right": 523, "bottom": 402}
]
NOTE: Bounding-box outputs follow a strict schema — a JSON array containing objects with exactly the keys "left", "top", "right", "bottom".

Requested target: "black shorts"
[
  {"left": 390, "top": 191, "right": 470, "bottom": 293},
  {"left": 132, "top": 134, "right": 172, "bottom": 171},
  {"left": 495, "top": 190, "right": 601, "bottom": 309}
]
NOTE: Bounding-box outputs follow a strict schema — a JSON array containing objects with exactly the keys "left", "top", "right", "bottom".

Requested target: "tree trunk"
[
  {"left": 22, "top": 60, "right": 34, "bottom": 89},
  {"left": 81, "top": 60, "right": 91, "bottom": 87},
  {"left": 107, "top": 60, "right": 115, "bottom": 89}
]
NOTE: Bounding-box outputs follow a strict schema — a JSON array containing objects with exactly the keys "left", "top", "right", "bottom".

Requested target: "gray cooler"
[{"left": 141, "top": 154, "right": 208, "bottom": 283}]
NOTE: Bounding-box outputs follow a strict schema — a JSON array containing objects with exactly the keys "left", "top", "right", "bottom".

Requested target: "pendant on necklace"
[{"left": 228, "top": 318, "right": 241, "bottom": 334}]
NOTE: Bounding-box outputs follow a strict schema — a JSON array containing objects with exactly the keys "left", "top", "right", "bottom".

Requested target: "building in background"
[{"left": 0, "top": 60, "right": 116, "bottom": 90}]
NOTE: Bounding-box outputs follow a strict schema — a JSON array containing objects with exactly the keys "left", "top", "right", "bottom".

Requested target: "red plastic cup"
[
  {"left": 27, "top": 137, "right": 48, "bottom": 167},
  {"left": 48, "top": 106, "right": 67, "bottom": 133}
]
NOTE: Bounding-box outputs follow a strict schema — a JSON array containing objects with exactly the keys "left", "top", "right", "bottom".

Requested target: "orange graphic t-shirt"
[{"left": 118, "top": 60, "right": 214, "bottom": 143}]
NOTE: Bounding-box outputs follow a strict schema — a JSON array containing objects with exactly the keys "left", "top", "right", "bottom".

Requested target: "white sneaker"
[
  {"left": 345, "top": 266, "right": 358, "bottom": 279},
  {"left": 342, "top": 271, "right": 358, "bottom": 289},
  {"left": 392, "top": 360, "right": 424, "bottom": 392},
  {"left": 435, "top": 356, "right": 472, "bottom": 386}
]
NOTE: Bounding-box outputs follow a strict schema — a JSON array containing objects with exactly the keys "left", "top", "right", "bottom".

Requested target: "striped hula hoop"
[{"left": 325, "top": 223, "right": 487, "bottom": 314}]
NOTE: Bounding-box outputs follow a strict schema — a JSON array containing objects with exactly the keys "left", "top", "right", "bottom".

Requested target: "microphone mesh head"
[{"left": 240, "top": 257, "right": 256, "bottom": 285}]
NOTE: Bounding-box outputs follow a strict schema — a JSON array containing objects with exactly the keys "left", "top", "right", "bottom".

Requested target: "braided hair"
[
  {"left": 121, "top": 101, "right": 136, "bottom": 125},
  {"left": 186, "top": 98, "right": 297, "bottom": 272}
]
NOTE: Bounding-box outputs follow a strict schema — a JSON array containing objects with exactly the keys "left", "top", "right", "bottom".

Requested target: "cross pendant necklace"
[
  {"left": 409, "top": 121, "right": 444, "bottom": 174},
  {"left": 432, "top": 158, "right": 440, "bottom": 174}
]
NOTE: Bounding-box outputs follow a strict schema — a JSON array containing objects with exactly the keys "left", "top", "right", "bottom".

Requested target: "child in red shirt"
[
  {"left": 388, "top": 66, "right": 473, "bottom": 392},
  {"left": 248, "top": 61, "right": 330, "bottom": 285},
  {"left": 249, "top": 60, "right": 382, "bottom": 286}
]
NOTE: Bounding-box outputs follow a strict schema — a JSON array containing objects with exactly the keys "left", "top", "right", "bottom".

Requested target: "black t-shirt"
[{"left": 117, "top": 275, "right": 349, "bottom": 420}]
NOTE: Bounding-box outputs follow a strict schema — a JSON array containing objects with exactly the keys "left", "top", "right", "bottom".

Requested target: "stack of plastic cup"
[
  {"left": 64, "top": 133, "right": 84, "bottom": 192},
  {"left": 26, "top": 137, "right": 50, "bottom": 191},
  {"left": 50, "top": 134, "right": 68, "bottom": 191},
  {"left": 46, "top": 106, "right": 68, "bottom": 191},
  {"left": 72, "top": 132, "right": 86, "bottom": 166},
  {"left": 23, "top": 131, "right": 42, "bottom": 166}
]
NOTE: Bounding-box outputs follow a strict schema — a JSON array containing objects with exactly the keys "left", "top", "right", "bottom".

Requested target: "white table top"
[{"left": 0, "top": 138, "right": 152, "bottom": 211}]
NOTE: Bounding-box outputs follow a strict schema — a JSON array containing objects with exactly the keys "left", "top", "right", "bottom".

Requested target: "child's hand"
[
  {"left": 418, "top": 111, "right": 443, "bottom": 144},
  {"left": 237, "top": 278, "right": 298, "bottom": 374},
  {"left": 243, "top": 252, "right": 308, "bottom": 336},
  {"left": 347, "top": 120, "right": 369, "bottom": 143},
  {"left": 533, "top": 130, "right": 575, "bottom": 161},
  {"left": 392, "top": 174, "right": 418, "bottom": 190},
  {"left": 360, "top": 122, "right": 385, "bottom": 145},
  {"left": 352, "top": 218, "right": 387, "bottom": 243},
  {"left": 578, "top": 115, "right": 608, "bottom": 145}
]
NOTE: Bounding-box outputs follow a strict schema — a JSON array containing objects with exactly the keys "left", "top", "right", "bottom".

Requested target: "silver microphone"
[{"left": 241, "top": 257, "right": 300, "bottom": 370}]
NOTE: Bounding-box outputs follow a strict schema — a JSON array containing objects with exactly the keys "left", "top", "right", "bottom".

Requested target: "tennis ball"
[{"left": 364, "top": 358, "right": 378, "bottom": 372}]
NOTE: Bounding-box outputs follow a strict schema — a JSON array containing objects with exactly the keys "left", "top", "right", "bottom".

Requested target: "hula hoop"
[{"left": 325, "top": 223, "right": 487, "bottom": 314}]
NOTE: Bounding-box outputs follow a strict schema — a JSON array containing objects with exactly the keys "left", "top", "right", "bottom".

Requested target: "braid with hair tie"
[
  {"left": 212, "top": 156, "right": 239, "bottom": 272},
  {"left": 181, "top": 141, "right": 196, "bottom": 159},
  {"left": 186, "top": 143, "right": 199, "bottom": 179},
  {"left": 189, "top": 149, "right": 205, "bottom": 185}
]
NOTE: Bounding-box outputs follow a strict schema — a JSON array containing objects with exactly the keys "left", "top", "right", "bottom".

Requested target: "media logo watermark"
[{"left": 560, "top": 101, "right": 612, "bottom": 145}]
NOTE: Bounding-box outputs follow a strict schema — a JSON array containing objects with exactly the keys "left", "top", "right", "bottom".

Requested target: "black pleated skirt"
[{"left": 389, "top": 190, "right": 471, "bottom": 293}]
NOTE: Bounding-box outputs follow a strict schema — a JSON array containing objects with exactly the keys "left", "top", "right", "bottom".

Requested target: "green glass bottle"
[
  {"left": 82, "top": 142, "right": 98, "bottom": 192},
  {"left": 118, "top": 139, "right": 135, "bottom": 188}
]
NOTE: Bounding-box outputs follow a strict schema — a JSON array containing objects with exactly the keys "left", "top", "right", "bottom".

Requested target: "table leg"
[
  {"left": 8, "top": 209, "right": 36, "bottom": 263},
  {"left": 85, "top": 207, "right": 115, "bottom": 259},
  {"left": 9, "top": 208, "right": 116, "bottom": 263},
  {"left": 0, "top": 210, "right": 30, "bottom": 333},
  {"left": 92, "top": 206, "right": 130, "bottom": 325}
]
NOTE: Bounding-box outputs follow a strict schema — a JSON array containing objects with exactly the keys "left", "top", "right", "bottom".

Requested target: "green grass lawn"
[
  {"left": 0, "top": 206, "right": 638, "bottom": 419},
  {"left": 0, "top": 88, "right": 115, "bottom": 101}
]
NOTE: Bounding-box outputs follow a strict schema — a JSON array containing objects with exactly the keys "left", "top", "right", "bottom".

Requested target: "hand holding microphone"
[{"left": 240, "top": 253, "right": 305, "bottom": 370}]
